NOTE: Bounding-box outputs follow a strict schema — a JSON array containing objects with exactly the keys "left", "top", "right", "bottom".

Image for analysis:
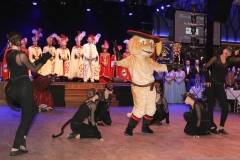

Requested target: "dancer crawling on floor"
[
  {"left": 52, "top": 88, "right": 103, "bottom": 141},
  {"left": 182, "top": 92, "right": 211, "bottom": 138},
  {"left": 151, "top": 83, "right": 171, "bottom": 125},
  {"left": 95, "top": 83, "right": 113, "bottom": 126}
]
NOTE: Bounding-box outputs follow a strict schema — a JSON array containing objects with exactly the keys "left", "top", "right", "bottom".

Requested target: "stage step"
[
  {"left": 65, "top": 94, "right": 116, "bottom": 101},
  {"left": 65, "top": 100, "right": 119, "bottom": 107},
  {"left": 65, "top": 88, "right": 105, "bottom": 94}
]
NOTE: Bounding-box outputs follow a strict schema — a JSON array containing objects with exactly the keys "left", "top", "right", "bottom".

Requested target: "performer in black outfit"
[
  {"left": 203, "top": 46, "right": 240, "bottom": 134},
  {"left": 52, "top": 88, "right": 103, "bottom": 141},
  {"left": 6, "top": 31, "right": 52, "bottom": 156},
  {"left": 151, "top": 84, "right": 170, "bottom": 125},
  {"left": 95, "top": 83, "right": 113, "bottom": 126},
  {"left": 182, "top": 92, "right": 211, "bottom": 138}
]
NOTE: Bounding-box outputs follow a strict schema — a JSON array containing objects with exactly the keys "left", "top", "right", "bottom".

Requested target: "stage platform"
[
  {"left": 0, "top": 82, "right": 132, "bottom": 107},
  {"left": 0, "top": 104, "right": 240, "bottom": 159}
]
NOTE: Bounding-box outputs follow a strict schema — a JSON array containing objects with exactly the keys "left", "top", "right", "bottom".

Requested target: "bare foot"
[
  {"left": 75, "top": 134, "right": 80, "bottom": 139},
  {"left": 98, "top": 138, "right": 104, "bottom": 141},
  {"left": 11, "top": 148, "right": 19, "bottom": 152}
]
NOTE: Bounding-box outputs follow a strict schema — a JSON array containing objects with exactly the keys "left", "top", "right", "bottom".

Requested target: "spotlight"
[
  {"left": 129, "top": 12, "right": 133, "bottom": 16},
  {"left": 161, "top": 6, "right": 164, "bottom": 9},
  {"left": 33, "top": 1, "right": 37, "bottom": 5},
  {"left": 166, "top": 4, "right": 170, "bottom": 7},
  {"left": 60, "top": 1, "right": 66, "bottom": 5},
  {"left": 120, "top": 0, "right": 124, "bottom": 1},
  {"left": 87, "top": 8, "right": 91, "bottom": 11},
  {"left": 156, "top": 8, "right": 159, "bottom": 12}
]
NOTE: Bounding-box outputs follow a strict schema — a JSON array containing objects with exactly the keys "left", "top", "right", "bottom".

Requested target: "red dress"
[
  {"left": 32, "top": 74, "right": 54, "bottom": 109},
  {"left": 99, "top": 52, "right": 111, "bottom": 83},
  {"left": 2, "top": 48, "right": 10, "bottom": 81},
  {"left": 20, "top": 48, "right": 29, "bottom": 57},
  {"left": 122, "top": 53, "right": 132, "bottom": 82},
  {"left": 110, "top": 54, "right": 122, "bottom": 78},
  {"left": 20, "top": 48, "right": 30, "bottom": 75}
]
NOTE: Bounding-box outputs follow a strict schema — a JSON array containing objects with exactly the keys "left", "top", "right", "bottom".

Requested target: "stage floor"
[{"left": 0, "top": 104, "right": 240, "bottom": 160}]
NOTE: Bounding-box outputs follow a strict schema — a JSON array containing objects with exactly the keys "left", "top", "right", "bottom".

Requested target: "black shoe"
[
  {"left": 20, "top": 138, "right": 27, "bottom": 151},
  {"left": 219, "top": 129, "right": 229, "bottom": 134},
  {"left": 124, "top": 128, "right": 133, "bottom": 136},
  {"left": 210, "top": 129, "right": 219, "bottom": 134},
  {"left": 10, "top": 149, "right": 28, "bottom": 156},
  {"left": 156, "top": 121, "right": 162, "bottom": 126},
  {"left": 206, "top": 131, "right": 211, "bottom": 135},
  {"left": 142, "top": 127, "right": 153, "bottom": 133},
  {"left": 66, "top": 133, "right": 78, "bottom": 138}
]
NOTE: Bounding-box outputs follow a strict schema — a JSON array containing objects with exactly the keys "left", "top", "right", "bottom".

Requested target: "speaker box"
[
  {"left": 47, "top": 85, "right": 65, "bottom": 107},
  {"left": 165, "top": 7, "right": 176, "bottom": 20},
  {"left": 207, "top": 0, "right": 233, "bottom": 22}
]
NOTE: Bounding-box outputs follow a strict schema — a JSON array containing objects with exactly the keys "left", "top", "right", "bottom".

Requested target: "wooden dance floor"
[{"left": 0, "top": 104, "right": 240, "bottom": 160}]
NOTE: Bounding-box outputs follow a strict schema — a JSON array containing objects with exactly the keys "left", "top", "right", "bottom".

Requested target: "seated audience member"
[
  {"left": 224, "top": 71, "right": 239, "bottom": 111},
  {"left": 194, "top": 73, "right": 203, "bottom": 88},
  {"left": 224, "top": 71, "right": 238, "bottom": 90},
  {"left": 182, "top": 92, "right": 211, "bottom": 138}
]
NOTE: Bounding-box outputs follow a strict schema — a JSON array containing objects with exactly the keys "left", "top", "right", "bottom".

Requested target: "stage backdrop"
[{"left": 0, "top": 1, "right": 153, "bottom": 61}]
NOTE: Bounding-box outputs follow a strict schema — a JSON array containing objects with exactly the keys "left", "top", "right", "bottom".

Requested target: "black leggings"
[
  {"left": 152, "top": 105, "right": 166, "bottom": 122},
  {"left": 10, "top": 78, "right": 39, "bottom": 149},
  {"left": 70, "top": 123, "right": 99, "bottom": 138},
  {"left": 205, "top": 81, "right": 228, "bottom": 127},
  {"left": 95, "top": 102, "right": 112, "bottom": 125}
]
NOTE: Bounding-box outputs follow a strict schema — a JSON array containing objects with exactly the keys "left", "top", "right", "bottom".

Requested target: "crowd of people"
[
  {"left": 159, "top": 59, "right": 203, "bottom": 104},
  {"left": 4, "top": 29, "right": 240, "bottom": 157},
  {"left": 1, "top": 28, "right": 132, "bottom": 83}
]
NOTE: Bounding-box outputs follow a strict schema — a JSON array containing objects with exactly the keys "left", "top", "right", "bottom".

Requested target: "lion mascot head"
[{"left": 127, "top": 30, "right": 161, "bottom": 58}]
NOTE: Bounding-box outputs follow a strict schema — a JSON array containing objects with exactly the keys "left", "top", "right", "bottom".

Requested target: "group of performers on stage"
[
  {"left": 1, "top": 28, "right": 132, "bottom": 83},
  {"left": 5, "top": 29, "right": 240, "bottom": 156}
]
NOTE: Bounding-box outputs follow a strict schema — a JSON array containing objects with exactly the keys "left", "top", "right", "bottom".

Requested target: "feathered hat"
[
  {"left": 56, "top": 34, "right": 69, "bottom": 45},
  {"left": 32, "top": 28, "right": 43, "bottom": 42},
  {"left": 101, "top": 40, "right": 109, "bottom": 49},
  {"left": 46, "top": 33, "right": 58, "bottom": 45},
  {"left": 75, "top": 31, "right": 86, "bottom": 43},
  {"left": 93, "top": 33, "right": 101, "bottom": 44},
  {"left": 21, "top": 38, "right": 28, "bottom": 45},
  {"left": 123, "top": 39, "right": 129, "bottom": 49}
]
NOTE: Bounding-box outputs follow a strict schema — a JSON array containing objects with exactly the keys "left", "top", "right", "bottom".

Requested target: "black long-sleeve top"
[{"left": 202, "top": 55, "right": 240, "bottom": 83}]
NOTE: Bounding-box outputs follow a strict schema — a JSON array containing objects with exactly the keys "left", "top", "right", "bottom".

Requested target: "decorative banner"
[{"left": 156, "top": 41, "right": 173, "bottom": 64}]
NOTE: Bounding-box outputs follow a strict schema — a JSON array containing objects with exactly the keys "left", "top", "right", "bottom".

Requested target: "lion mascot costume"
[{"left": 115, "top": 30, "right": 168, "bottom": 136}]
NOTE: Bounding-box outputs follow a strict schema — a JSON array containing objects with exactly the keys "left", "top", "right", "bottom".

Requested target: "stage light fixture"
[
  {"left": 87, "top": 8, "right": 91, "bottom": 11},
  {"left": 129, "top": 12, "right": 133, "bottom": 15},
  {"left": 120, "top": 0, "right": 124, "bottom": 2},
  {"left": 60, "top": 1, "right": 66, "bottom": 5},
  {"left": 33, "top": 1, "right": 38, "bottom": 5},
  {"left": 161, "top": 6, "right": 164, "bottom": 9},
  {"left": 166, "top": 4, "right": 170, "bottom": 7},
  {"left": 156, "top": 8, "right": 159, "bottom": 12}
]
